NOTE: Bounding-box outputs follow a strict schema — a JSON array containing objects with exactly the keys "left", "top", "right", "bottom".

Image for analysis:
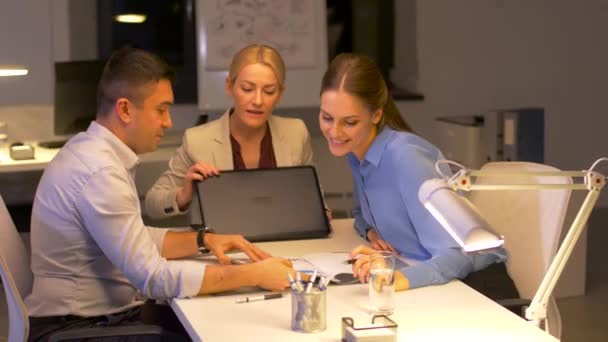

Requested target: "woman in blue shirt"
[{"left": 319, "top": 53, "right": 518, "bottom": 300}]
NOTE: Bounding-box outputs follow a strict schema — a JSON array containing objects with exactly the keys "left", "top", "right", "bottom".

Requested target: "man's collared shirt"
[{"left": 25, "top": 121, "right": 204, "bottom": 317}]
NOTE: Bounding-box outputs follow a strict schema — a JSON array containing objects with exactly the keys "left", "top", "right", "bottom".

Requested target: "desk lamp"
[{"left": 418, "top": 158, "right": 607, "bottom": 330}]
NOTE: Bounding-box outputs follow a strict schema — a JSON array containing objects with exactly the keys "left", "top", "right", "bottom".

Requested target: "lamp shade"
[{"left": 418, "top": 178, "right": 504, "bottom": 253}]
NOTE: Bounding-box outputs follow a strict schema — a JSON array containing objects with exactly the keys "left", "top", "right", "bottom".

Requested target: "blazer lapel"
[
  {"left": 211, "top": 110, "right": 234, "bottom": 170},
  {"left": 269, "top": 116, "right": 291, "bottom": 167}
]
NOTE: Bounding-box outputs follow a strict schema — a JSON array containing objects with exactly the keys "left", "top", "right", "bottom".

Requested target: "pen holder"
[{"left": 291, "top": 289, "right": 326, "bottom": 333}]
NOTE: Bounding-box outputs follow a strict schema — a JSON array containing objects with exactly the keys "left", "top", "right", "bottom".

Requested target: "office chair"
[
  {"left": 467, "top": 161, "right": 571, "bottom": 339},
  {"left": 0, "top": 195, "right": 165, "bottom": 341}
]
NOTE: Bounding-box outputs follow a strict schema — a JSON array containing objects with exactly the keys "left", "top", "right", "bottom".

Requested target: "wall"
[
  {"left": 0, "top": 0, "right": 53, "bottom": 105},
  {"left": 394, "top": 1, "right": 608, "bottom": 209},
  {"left": 394, "top": 0, "right": 608, "bottom": 298},
  {"left": 0, "top": 0, "right": 78, "bottom": 141}
]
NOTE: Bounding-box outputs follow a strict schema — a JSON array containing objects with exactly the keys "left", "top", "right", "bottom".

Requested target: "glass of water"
[{"left": 368, "top": 251, "right": 396, "bottom": 314}]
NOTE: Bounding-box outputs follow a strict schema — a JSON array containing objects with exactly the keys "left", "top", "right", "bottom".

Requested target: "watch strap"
[{"left": 196, "top": 227, "right": 214, "bottom": 254}]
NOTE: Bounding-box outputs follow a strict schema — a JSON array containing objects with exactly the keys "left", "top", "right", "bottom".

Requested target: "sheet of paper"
[
  {"left": 288, "top": 257, "right": 319, "bottom": 274},
  {"left": 197, "top": 251, "right": 412, "bottom": 277},
  {"left": 296, "top": 252, "right": 353, "bottom": 278}
]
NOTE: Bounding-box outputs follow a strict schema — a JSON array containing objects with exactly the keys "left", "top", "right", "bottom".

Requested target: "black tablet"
[{"left": 194, "top": 166, "right": 331, "bottom": 242}]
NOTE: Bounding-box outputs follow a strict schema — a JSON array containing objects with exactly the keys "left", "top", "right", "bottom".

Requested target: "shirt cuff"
[{"left": 173, "top": 260, "right": 206, "bottom": 298}]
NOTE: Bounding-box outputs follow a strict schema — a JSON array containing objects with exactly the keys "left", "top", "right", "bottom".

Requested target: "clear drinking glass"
[{"left": 368, "top": 251, "right": 396, "bottom": 314}]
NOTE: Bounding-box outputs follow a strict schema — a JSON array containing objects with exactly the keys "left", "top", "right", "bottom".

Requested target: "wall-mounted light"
[
  {"left": 114, "top": 14, "right": 147, "bottom": 24},
  {"left": 0, "top": 65, "right": 29, "bottom": 77}
]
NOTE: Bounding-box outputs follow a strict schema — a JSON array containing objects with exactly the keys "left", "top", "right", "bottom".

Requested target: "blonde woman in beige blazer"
[{"left": 145, "top": 44, "right": 313, "bottom": 219}]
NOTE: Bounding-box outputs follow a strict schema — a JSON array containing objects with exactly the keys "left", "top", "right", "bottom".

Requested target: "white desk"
[
  {"left": 0, "top": 141, "right": 178, "bottom": 173},
  {"left": 170, "top": 219, "right": 557, "bottom": 342},
  {"left": 0, "top": 140, "right": 180, "bottom": 205},
  {"left": 0, "top": 142, "right": 57, "bottom": 173}
]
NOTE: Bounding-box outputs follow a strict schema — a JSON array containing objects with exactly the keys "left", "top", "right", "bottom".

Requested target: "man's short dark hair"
[{"left": 96, "top": 47, "right": 176, "bottom": 117}]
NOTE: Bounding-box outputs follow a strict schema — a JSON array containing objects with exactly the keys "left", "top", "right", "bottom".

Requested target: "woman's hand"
[
  {"left": 366, "top": 228, "right": 396, "bottom": 252},
  {"left": 349, "top": 245, "right": 376, "bottom": 283},
  {"left": 349, "top": 245, "right": 410, "bottom": 291},
  {"left": 176, "top": 162, "right": 219, "bottom": 210}
]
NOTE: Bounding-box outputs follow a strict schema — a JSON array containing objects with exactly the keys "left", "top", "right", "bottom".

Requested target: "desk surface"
[
  {"left": 0, "top": 139, "right": 181, "bottom": 205},
  {"left": 0, "top": 142, "right": 57, "bottom": 173},
  {"left": 171, "top": 219, "right": 557, "bottom": 342},
  {"left": 0, "top": 140, "right": 178, "bottom": 173}
]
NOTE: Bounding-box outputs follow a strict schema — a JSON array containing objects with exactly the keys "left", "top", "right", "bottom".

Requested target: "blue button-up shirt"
[{"left": 348, "top": 127, "right": 507, "bottom": 289}]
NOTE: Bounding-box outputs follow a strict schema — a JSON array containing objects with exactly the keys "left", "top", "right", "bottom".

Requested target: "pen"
[
  {"left": 320, "top": 275, "right": 332, "bottom": 291},
  {"left": 295, "top": 272, "right": 304, "bottom": 291},
  {"left": 287, "top": 273, "right": 299, "bottom": 291},
  {"left": 318, "top": 276, "right": 326, "bottom": 291},
  {"left": 305, "top": 270, "right": 318, "bottom": 293},
  {"left": 235, "top": 293, "right": 283, "bottom": 304}
]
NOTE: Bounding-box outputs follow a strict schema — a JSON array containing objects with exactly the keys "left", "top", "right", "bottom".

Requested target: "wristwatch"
[{"left": 196, "top": 227, "right": 215, "bottom": 254}]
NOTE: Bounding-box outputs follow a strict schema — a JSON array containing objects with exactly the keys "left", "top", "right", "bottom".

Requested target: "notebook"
[{"left": 193, "top": 166, "right": 331, "bottom": 242}]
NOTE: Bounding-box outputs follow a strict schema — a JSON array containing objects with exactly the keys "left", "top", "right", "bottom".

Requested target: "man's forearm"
[
  {"left": 161, "top": 231, "right": 198, "bottom": 259},
  {"left": 198, "top": 264, "right": 258, "bottom": 294}
]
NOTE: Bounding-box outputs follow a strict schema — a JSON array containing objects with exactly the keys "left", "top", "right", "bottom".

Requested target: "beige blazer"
[{"left": 145, "top": 110, "right": 314, "bottom": 219}]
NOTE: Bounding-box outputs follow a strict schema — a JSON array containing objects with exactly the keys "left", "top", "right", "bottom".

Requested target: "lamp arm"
[
  {"left": 525, "top": 188, "right": 600, "bottom": 326},
  {"left": 446, "top": 166, "right": 607, "bottom": 329}
]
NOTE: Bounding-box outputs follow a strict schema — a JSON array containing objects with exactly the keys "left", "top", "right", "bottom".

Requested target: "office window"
[
  {"left": 97, "top": 0, "right": 198, "bottom": 104},
  {"left": 327, "top": 0, "right": 421, "bottom": 99}
]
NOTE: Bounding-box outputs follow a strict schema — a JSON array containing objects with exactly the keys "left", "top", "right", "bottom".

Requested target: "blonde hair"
[
  {"left": 320, "top": 53, "right": 413, "bottom": 133},
  {"left": 227, "top": 44, "right": 286, "bottom": 89}
]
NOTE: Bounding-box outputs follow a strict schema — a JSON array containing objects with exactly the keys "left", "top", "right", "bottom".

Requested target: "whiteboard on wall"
[{"left": 195, "top": 0, "right": 328, "bottom": 111}]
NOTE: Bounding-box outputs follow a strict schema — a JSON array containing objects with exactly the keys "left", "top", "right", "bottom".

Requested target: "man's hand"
[
  {"left": 199, "top": 257, "right": 293, "bottom": 294},
  {"left": 176, "top": 162, "right": 219, "bottom": 210},
  {"left": 325, "top": 207, "right": 332, "bottom": 221},
  {"left": 366, "top": 228, "right": 396, "bottom": 252},
  {"left": 251, "top": 257, "right": 295, "bottom": 292},
  {"left": 205, "top": 233, "right": 271, "bottom": 264}
]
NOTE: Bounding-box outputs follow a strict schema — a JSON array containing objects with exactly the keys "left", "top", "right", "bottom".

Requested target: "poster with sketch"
[{"left": 204, "top": 0, "right": 318, "bottom": 69}]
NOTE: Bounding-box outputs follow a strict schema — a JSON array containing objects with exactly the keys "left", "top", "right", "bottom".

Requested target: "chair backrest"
[
  {"left": 468, "top": 161, "right": 571, "bottom": 338},
  {"left": 0, "top": 195, "right": 32, "bottom": 342}
]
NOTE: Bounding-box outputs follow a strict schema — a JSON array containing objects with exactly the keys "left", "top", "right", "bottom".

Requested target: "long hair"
[{"left": 320, "top": 53, "right": 413, "bottom": 132}]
